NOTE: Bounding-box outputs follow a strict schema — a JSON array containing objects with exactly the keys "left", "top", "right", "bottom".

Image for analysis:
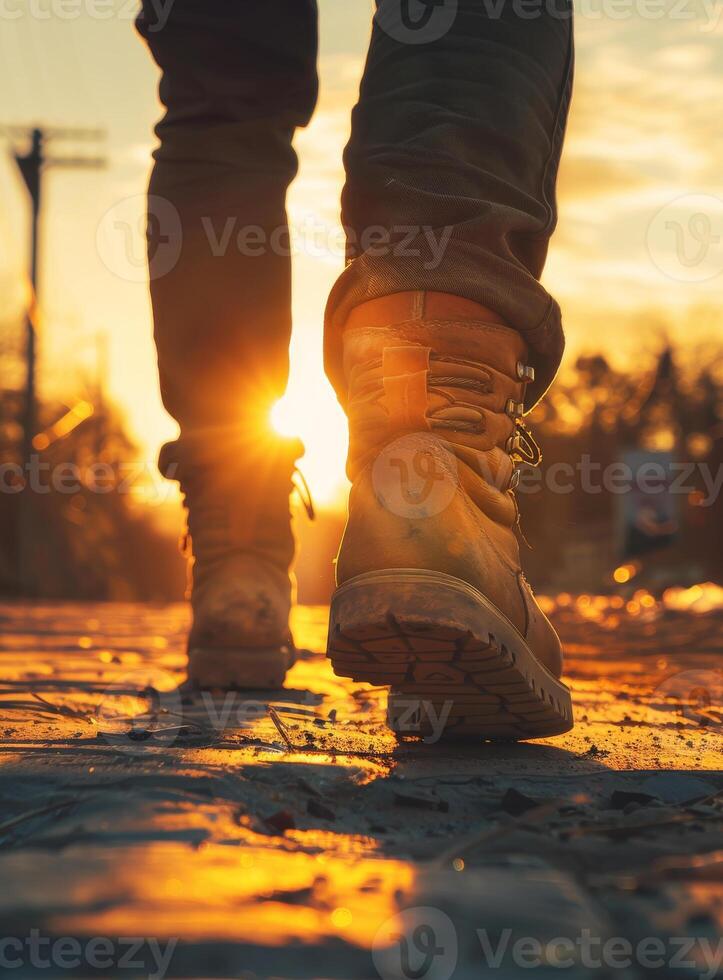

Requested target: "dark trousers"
[{"left": 137, "top": 0, "right": 574, "bottom": 434}]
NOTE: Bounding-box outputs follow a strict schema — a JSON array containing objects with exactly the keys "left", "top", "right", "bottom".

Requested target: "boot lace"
[{"left": 291, "top": 466, "right": 315, "bottom": 520}]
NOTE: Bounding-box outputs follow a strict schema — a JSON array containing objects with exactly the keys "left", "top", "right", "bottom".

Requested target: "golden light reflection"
[
  {"left": 538, "top": 582, "right": 723, "bottom": 627},
  {"left": 53, "top": 844, "right": 413, "bottom": 946},
  {"left": 31, "top": 400, "right": 94, "bottom": 452},
  {"left": 663, "top": 582, "right": 723, "bottom": 614},
  {"left": 613, "top": 563, "right": 640, "bottom": 585}
]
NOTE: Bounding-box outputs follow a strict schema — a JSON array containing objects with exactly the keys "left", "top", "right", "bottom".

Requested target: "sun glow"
[{"left": 270, "top": 332, "right": 349, "bottom": 508}]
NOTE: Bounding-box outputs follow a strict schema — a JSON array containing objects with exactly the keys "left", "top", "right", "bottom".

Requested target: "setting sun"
[{"left": 270, "top": 327, "right": 349, "bottom": 507}]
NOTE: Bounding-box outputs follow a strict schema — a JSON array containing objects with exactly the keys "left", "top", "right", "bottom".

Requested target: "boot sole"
[
  {"left": 187, "top": 644, "right": 294, "bottom": 690},
  {"left": 327, "top": 569, "right": 573, "bottom": 741}
]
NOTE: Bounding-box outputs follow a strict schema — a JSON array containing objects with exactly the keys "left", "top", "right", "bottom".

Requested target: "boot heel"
[
  {"left": 187, "top": 645, "right": 294, "bottom": 690},
  {"left": 327, "top": 569, "right": 573, "bottom": 741}
]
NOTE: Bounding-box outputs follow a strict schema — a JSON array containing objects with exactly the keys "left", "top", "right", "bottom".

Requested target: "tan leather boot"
[
  {"left": 160, "top": 431, "right": 306, "bottom": 689},
  {"left": 327, "top": 292, "right": 573, "bottom": 740}
]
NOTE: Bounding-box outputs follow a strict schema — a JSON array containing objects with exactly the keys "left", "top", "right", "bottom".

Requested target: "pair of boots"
[{"left": 166, "top": 293, "right": 573, "bottom": 740}]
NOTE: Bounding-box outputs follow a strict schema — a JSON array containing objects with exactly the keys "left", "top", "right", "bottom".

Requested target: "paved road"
[{"left": 0, "top": 596, "right": 721, "bottom": 978}]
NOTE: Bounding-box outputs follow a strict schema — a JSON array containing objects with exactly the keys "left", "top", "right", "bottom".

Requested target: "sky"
[{"left": 1, "top": 1, "right": 722, "bottom": 506}]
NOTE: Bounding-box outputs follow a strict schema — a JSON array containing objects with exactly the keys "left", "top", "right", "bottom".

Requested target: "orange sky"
[{"left": 1, "top": 2, "right": 722, "bottom": 505}]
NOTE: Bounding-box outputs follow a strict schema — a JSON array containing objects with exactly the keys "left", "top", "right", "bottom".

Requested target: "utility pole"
[
  {"left": 2, "top": 124, "right": 105, "bottom": 592},
  {"left": 5, "top": 124, "right": 105, "bottom": 463},
  {"left": 13, "top": 127, "right": 43, "bottom": 466}
]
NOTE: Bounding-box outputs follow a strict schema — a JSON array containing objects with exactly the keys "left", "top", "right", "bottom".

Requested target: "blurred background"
[{"left": 0, "top": 1, "right": 721, "bottom": 604}]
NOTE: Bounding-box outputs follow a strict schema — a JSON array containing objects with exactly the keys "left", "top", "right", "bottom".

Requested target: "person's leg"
[
  {"left": 138, "top": 0, "right": 318, "bottom": 426},
  {"left": 326, "top": 0, "right": 573, "bottom": 408},
  {"left": 137, "top": 0, "right": 318, "bottom": 687},
  {"left": 326, "top": 1, "right": 575, "bottom": 738}
]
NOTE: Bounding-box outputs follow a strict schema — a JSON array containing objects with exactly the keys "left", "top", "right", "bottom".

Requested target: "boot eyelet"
[
  {"left": 516, "top": 362, "right": 535, "bottom": 382},
  {"left": 505, "top": 398, "right": 524, "bottom": 418}
]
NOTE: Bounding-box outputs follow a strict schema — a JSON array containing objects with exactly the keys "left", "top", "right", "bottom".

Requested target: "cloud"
[
  {"left": 546, "top": 20, "right": 723, "bottom": 351},
  {"left": 558, "top": 155, "right": 651, "bottom": 202}
]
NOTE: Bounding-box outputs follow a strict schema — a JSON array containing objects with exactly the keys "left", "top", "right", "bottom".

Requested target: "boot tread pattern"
[{"left": 328, "top": 620, "right": 573, "bottom": 740}]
